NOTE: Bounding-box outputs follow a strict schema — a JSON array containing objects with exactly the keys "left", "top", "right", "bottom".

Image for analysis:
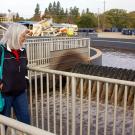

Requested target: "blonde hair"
[{"left": 1, "top": 23, "right": 27, "bottom": 49}]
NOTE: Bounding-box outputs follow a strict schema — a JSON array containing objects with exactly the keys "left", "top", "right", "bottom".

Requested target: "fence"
[
  {"left": 0, "top": 115, "right": 55, "bottom": 135},
  {"left": 28, "top": 66, "right": 135, "bottom": 135},
  {"left": 0, "top": 37, "right": 91, "bottom": 135},
  {"left": 0, "top": 17, "right": 13, "bottom": 22},
  {"left": 25, "top": 37, "right": 90, "bottom": 67}
]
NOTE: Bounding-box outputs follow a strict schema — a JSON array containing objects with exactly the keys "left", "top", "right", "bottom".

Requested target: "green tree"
[
  {"left": 13, "top": 13, "right": 25, "bottom": 22},
  {"left": 77, "top": 13, "right": 97, "bottom": 28},
  {"left": 56, "top": 1, "right": 61, "bottom": 15},
  {"left": 53, "top": 1, "right": 62, "bottom": 22},
  {"left": 86, "top": 8, "right": 90, "bottom": 14},
  {"left": 35, "top": 3, "right": 40, "bottom": 14},
  {"left": 56, "top": 8, "right": 65, "bottom": 23},
  {"left": 105, "top": 9, "right": 128, "bottom": 29},
  {"left": 65, "top": 8, "right": 68, "bottom": 15},
  {"left": 82, "top": 10, "right": 85, "bottom": 15},
  {"left": 128, "top": 11, "right": 135, "bottom": 28},
  {"left": 69, "top": 6, "right": 80, "bottom": 23},
  {"left": 69, "top": 6, "right": 79, "bottom": 17},
  {"left": 33, "top": 3, "right": 41, "bottom": 21},
  {"left": 48, "top": 3, "right": 53, "bottom": 14},
  {"left": 13, "top": 13, "right": 20, "bottom": 22},
  {"left": 52, "top": 1, "right": 57, "bottom": 15}
]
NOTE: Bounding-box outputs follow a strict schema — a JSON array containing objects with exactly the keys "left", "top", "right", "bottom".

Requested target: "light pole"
[{"left": 7, "top": 9, "right": 13, "bottom": 22}]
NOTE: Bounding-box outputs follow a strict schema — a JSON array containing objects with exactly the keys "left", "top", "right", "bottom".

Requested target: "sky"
[{"left": 1, "top": 0, "right": 135, "bottom": 18}]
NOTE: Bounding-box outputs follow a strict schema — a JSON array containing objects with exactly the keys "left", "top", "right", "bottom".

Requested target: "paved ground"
[
  {"left": 91, "top": 33, "right": 135, "bottom": 51},
  {"left": 98, "top": 32, "right": 135, "bottom": 39}
]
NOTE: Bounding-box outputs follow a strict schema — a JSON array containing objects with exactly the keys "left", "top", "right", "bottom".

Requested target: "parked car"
[
  {"left": 122, "top": 28, "right": 135, "bottom": 35},
  {"left": 104, "top": 28, "right": 111, "bottom": 32},
  {"left": 78, "top": 28, "right": 95, "bottom": 33}
]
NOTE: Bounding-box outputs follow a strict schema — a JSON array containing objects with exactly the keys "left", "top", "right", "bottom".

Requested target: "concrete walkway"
[{"left": 98, "top": 32, "right": 135, "bottom": 39}]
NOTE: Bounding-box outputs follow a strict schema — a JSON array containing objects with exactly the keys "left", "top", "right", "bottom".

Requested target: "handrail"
[
  {"left": 0, "top": 115, "right": 55, "bottom": 135},
  {"left": 28, "top": 66, "right": 135, "bottom": 86},
  {"left": 28, "top": 66, "right": 135, "bottom": 135}
]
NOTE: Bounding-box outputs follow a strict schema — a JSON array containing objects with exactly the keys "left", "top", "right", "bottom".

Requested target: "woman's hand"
[
  {"left": 25, "top": 30, "right": 33, "bottom": 36},
  {"left": 0, "top": 83, "right": 3, "bottom": 91}
]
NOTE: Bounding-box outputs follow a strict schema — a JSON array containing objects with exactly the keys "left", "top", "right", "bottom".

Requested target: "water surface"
[{"left": 101, "top": 48, "right": 135, "bottom": 70}]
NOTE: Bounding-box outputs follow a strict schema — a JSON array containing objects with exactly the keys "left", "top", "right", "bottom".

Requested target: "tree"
[
  {"left": 105, "top": 9, "right": 129, "bottom": 29},
  {"left": 77, "top": 13, "right": 97, "bottom": 28},
  {"left": 52, "top": 1, "right": 57, "bottom": 15},
  {"left": 56, "top": 8, "right": 65, "bottom": 23},
  {"left": 82, "top": 10, "right": 85, "bottom": 15},
  {"left": 128, "top": 11, "right": 135, "bottom": 28},
  {"left": 65, "top": 8, "right": 68, "bottom": 16},
  {"left": 69, "top": 6, "right": 80, "bottom": 23},
  {"left": 35, "top": 3, "right": 40, "bottom": 15},
  {"left": 69, "top": 6, "right": 79, "bottom": 17},
  {"left": 44, "top": 8, "right": 51, "bottom": 18},
  {"left": 48, "top": 3, "right": 53, "bottom": 13},
  {"left": 14, "top": 13, "right": 20, "bottom": 21},
  {"left": 53, "top": 1, "right": 62, "bottom": 22},
  {"left": 86, "top": 8, "right": 90, "bottom": 14},
  {"left": 13, "top": 13, "right": 25, "bottom": 22},
  {"left": 56, "top": 1, "right": 61, "bottom": 15},
  {"left": 33, "top": 3, "right": 41, "bottom": 21}
]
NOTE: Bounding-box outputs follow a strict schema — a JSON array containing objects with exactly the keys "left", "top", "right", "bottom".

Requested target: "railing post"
[
  {"left": 88, "top": 38, "right": 91, "bottom": 60},
  {"left": 72, "top": 76, "right": 76, "bottom": 135},
  {"left": 96, "top": 81, "right": 100, "bottom": 135},
  {"left": 113, "top": 84, "right": 118, "bottom": 135},
  {"left": 0, "top": 124, "right": 6, "bottom": 135},
  {"left": 35, "top": 71, "right": 39, "bottom": 128},
  {"left": 66, "top": 76, "right": 69, "bottom": 135},
  {"left": 132, "top": 93, "right": 135, "bottom": 135},
  {"left": 25, "top": 43, "right": 30, "bottom": 65},
  {"left": 28, "top": 71, "right": 33, "bottom": 125},
  {"left": 11, "top": 128, "right": 16, "bottom": 135}
]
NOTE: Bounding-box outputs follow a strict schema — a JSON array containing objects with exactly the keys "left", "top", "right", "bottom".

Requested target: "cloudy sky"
[{"left": 1, "top": 0, "right": 135, "bottom": 18}]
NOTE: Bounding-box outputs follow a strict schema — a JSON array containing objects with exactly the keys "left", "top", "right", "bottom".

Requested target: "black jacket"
[{"left": 0, "top": 44, "right": 28, "bottom": 96}]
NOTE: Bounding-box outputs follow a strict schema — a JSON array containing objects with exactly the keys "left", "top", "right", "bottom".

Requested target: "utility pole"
[
  {"left": 103, "top": 0, "right": 106, "bottom": 31},
  {"left": 98, "top": 8, "right": 100, "bottom": 30},
  {"left": 104, "top": 0, "right": 106, "bottom": 13}
]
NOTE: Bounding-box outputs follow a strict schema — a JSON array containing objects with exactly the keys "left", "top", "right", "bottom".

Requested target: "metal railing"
[
  {"left": 0, "top": 115, "right": 55, "bottom": 135},
  {"left": 28, "top": 66, "right": 135, "bottom": 135},
  {"left": 0, "top": 30, "right": 5, "bottom": 39},
  {"left": 0, "top": 17, "right": 13, "bottom": 22},
  {"left": 25, "top": 37, "right": 90, "bottom": 67}
]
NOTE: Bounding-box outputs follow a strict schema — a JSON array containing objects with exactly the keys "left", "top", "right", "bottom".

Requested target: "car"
[{"left": 122, "top": 28, "right": 135, "bottom": 35}]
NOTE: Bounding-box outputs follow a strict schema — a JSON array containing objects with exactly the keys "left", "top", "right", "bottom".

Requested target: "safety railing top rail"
[
  {"left": 25, "top": 39, "right": 89, "bottom": 45},
  {"left": 26, "top": 37, "right": 90, "bottom": 43},
  {"left": 0, "top": 115, "right": 55, "bottom": 135},
  {"left": 28, "top": 66, "right": 135, "bottom": 87}
]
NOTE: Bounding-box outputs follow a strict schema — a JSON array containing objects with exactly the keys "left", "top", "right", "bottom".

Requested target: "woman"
[{"left": 0, "top": 23, "right": 31, "bottom": 124}]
